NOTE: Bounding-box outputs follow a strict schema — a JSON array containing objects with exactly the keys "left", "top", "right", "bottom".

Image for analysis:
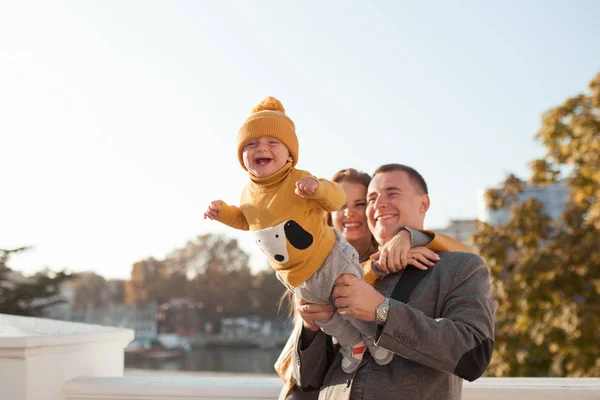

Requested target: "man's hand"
[
  {"left": 295, "top": 177, "right": 319, "bottom": 196},
  {"left": 332, "top": 274, "right": 385, "bottom": 322},
  {"left": 203, "top": 200, "right": 222, "bottom": 220},
  {"left": 296, "top": 297, "right": 334, "bottom": 332}
]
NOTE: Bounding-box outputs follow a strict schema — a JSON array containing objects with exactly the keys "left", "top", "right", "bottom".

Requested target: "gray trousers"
[{"left": 294, "top": 230, "right": 376, "bottom": 347}]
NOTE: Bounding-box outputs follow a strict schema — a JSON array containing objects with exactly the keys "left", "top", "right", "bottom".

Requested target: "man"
[{"left": 291, "top": 164, "right": 497, "bottom": 400}]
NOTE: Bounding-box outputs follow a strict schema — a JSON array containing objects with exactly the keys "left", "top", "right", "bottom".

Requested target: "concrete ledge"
[
  {"left": 62, "top": 376, "right": 600, "bottom": 400},
  {"left": 0, "top": 314, "right": 134, "bottom": 400},
  {"left": 463, "top": 377, "right": 600, "bottom": 399},
  {"left": 0, "top": 314, "right": 133, "bottom": 349},
  {"left": 63, "top": 376, "right": 283, "bottom": 399}
]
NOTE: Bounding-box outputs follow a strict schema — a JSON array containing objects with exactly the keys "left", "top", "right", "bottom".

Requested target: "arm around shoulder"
[
  {"left": 406, "top": 229, "right": 470, "bottom": 253},
  {"left": 422, "top": 230, "right": 471, "bottom": 252}
]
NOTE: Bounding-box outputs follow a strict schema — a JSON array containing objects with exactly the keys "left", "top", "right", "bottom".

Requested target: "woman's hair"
[
  {"left": 327, "top": 168, "right": 372, "bottom": 226},
  {"left": 280, "top": 290, "right": 296, "bottom": 320},
  {"left": 331, "top": 168, "right": 372, "bottom": 188}
]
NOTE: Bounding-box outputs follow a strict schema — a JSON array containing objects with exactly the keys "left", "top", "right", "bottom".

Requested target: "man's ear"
[{"left": 420, "top": 194, "right": 430, "bottom": 215}]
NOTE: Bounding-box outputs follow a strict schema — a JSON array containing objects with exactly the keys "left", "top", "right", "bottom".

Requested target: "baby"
[{"left": 204, "top": 97, "right": 393, "bottom": 373}]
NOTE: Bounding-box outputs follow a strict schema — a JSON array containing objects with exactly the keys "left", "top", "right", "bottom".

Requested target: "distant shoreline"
[{"left": 125, "top": 368, "right": 278, "bottom": 378}]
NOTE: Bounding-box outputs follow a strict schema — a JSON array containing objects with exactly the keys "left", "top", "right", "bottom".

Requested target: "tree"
[
  {"left": 165, "top": 233, "right": 253, "bottom": 330},
  {"left": 0, "top": 247, "right": 74, "bottom": 317},
  {"left": 252, "top": 267, "right": 288, "bottom": 319},
  {"left": 472, "top": 72, "right": 600, "bottom": 377},
  {"left": 107, "top": 279, "right": 126, "bottom": 304},
  {"left": 125, "top": 257, "right": 170, "bottom": 306},
  {"left": 72, "top": 272, "right": 108, "bottom": 310}
]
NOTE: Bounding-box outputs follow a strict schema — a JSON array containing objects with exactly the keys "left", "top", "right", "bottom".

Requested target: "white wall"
[{"left": 0, "top": 314, "right": 133, "bottom": 400}]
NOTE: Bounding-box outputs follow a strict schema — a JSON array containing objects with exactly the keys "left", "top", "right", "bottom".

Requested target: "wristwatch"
[{"left": 375, "top": 297, "right": 390, "bottom": 325}]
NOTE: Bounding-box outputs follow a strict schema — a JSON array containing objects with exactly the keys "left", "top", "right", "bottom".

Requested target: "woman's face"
[{"left": 331, "top": 181, "right": 371, "bottom": 244}]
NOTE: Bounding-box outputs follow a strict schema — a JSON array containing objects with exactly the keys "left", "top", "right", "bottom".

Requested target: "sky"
[{"left": 1, "top": 1, "right": 599, "bottom": 279}]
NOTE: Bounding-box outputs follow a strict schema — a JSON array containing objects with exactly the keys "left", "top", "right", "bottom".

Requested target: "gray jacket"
[{"left": 292, "top": 252, "right": 497, "bottom": 400}]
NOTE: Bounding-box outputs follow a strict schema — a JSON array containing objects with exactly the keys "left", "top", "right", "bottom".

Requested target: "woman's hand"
[
  {"left": 372, "top": 229, "right": 411, "bottom": 274},
  {"left": 295, "top": 296, "right": 334, "bottom": 332},
  {"left": 406, "top": 246, "right": 440, "bottom": 270},
  {"left": 372, "top": 230, "right": 441, "bottom": 273}
]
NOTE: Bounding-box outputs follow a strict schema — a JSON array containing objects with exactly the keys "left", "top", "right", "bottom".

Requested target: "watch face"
[
  {"left": 379, "top": 307, "right": 388, "bottom": 319},
  {"left": 377, "top": 304, "right": 389, "bottom": 323}
]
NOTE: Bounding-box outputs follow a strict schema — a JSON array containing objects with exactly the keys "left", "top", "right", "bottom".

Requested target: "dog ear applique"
[{"left": 284, "top": 220, "right": 313, "bottom": 250}]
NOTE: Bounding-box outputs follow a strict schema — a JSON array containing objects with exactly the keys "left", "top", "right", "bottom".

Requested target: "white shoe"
[{"left": 364, "top": 336, "right": 394, "bottom": 365}]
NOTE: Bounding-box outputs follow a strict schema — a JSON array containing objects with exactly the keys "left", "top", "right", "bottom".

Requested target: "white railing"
[
  {"left": 63, "top": 376, "right": 283, "bottom": 399},
  {"left": 0, "top": 314, "right": 133, "bottom": 400},
  {"left": 1, "top": 314, "right": 599, "bottom": 400},
  {"left": 61, "top": 376, "right": 600, "bottom": 400}
]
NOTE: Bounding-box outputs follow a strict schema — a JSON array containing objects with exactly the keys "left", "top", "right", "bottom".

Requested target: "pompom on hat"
[{"left": 237, "top": 96, "right": 299, "bottom": 170}]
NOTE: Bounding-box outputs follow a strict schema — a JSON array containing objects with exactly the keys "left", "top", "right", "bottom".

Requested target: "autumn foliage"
[{"left": 473, "top": 72, "right": 600, "bottom": 377}]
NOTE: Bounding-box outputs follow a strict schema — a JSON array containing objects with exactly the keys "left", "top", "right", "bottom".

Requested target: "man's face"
[{"left": 366, "top": 170, "right": 430, "bottom": 245}]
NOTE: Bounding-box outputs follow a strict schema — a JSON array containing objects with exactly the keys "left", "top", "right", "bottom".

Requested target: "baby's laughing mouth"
[{"left": 255, "top": 158, "right": 272, "bottom": 165}]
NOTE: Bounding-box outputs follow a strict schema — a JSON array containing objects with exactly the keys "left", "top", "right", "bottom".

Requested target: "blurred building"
[
  {"left": 429, "top": 219, "right": 477, "bottom": 248},
  {"left": 70, "top": 301, "right": 158, "bottom": 338},
  {"left": 477, "top": 179, "right": 569, "bottom": 226},
  {"left": 157, "top": 298, "right": 205, "bottom": 337}
]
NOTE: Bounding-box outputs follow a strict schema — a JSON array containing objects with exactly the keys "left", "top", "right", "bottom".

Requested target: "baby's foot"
[
  {"left": 341, "top": 340, "right": 367, "bottom": 374},
  {"left": 364, "top": 336, "right": 394, "bottom": 365}
]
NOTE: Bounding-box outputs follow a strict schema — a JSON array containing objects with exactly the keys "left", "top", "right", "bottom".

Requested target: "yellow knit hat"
[{"left": 237, "top": 96, "right": 299, "bottom": 170}]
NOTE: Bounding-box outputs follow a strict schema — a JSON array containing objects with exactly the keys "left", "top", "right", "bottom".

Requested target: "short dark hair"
[{"left": 373, "top": 164, "right": 428, "bottom": 195}]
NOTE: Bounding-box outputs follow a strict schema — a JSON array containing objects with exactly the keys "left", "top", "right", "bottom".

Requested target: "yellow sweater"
[{"left": 216, "top": 162, "right": 345, "bottom": 288}]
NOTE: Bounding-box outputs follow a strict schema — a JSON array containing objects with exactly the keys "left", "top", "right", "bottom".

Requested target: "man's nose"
[{"left": 373, "top": 195, "right": 387, "bottom": 210}]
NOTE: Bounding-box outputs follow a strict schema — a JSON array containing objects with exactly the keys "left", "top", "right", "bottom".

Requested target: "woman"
[{"left": 275, "top": 168, "right": 469, "bottom": 400}]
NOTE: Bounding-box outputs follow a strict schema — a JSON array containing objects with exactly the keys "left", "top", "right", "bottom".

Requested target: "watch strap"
[{"left": 376, "top": 297, "right": 390, "bottom": 325}]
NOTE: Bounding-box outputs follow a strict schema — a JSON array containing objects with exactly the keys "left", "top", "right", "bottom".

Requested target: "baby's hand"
[
  {"left": 203, "top": 200, "right": 222, "bottom": 220},
  {"left": 295, "top": 177, "right": 319, "bottom": 196}
]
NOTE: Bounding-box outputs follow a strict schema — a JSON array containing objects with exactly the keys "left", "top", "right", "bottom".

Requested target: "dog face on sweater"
[{"left": 254, "top": 220, "right": 313, "bottom": 264}]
